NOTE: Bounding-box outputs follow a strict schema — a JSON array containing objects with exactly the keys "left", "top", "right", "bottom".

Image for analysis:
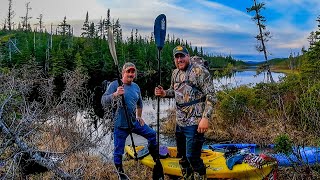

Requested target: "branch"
[{"left": 0, "top": 97, "right": 75, "bottom": 179}]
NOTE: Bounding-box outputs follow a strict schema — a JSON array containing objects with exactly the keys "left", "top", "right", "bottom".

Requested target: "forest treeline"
[{"left": 0, "top": 7, "right": 244, "bottom": 98}]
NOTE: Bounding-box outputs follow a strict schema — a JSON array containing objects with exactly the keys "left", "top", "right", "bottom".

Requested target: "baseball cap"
[
  {"left": 173, "top": 45, "right": 189, "bottom": 56},
  {"left": 122, "top": 62, "right": 136, "bottom": 71}
]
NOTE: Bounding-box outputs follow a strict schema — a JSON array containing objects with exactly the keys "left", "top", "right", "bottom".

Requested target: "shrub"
[
  {"left": 297, "top": 82, "right": 320, "bottom": 134},
  {"left": 217, "top": 86, "right": 264, "bottom": 124},
  {"left": 274, "top": 134, "right": 292, "bottom": 155}
]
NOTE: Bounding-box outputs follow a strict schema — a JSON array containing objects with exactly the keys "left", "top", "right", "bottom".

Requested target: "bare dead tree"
[
  {"left": 0, "top": 64, "right": 115, "bottom": 179},
  {"left": 247, "top": 0, "right": 274, "bottom": 83},
  {"left": 20, "top": 2, "right": 32, "bottom": 31},
  {"left": 35, "top": 14, "right": 44, "bottom": 32},
  {"left": 7, "top": 0, "right": 15, "bottom": 31}
]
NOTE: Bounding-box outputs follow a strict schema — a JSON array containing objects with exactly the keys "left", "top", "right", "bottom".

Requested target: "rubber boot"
[
  {"left": 193, "top": 167, "right": 206, "bottom": 180},
  {"left": 193, "top": 172, "right": 206, "bottom": 180},
  {"left": 148, "top": 145, "right": 164, "bottom": 180},
  {"left": 148, "top": 144, "right": 158, "bottom": 162},
  {"left": 179, "top": 159, "right": 194, "bottom": 180},
  {"left": 115, "top": 163, "right": 124, "bottom": 174}
]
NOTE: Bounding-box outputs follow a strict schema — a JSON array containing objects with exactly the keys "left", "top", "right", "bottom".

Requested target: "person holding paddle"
[
  {"left": 102, "top": 62, "right": 158, "bottom": 176},
  {"left": 155, "top": 46, "right": 216, "bottom": 179}
]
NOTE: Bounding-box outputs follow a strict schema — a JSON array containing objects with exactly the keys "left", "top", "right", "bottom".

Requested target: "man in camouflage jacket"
[{"left": 155, "top": 45, "right": 216, "bottom": 179}]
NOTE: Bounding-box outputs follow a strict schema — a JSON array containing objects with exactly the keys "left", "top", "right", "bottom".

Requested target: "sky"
[{"left": 0, "top": 0, "right": 319, "bottom": 61}]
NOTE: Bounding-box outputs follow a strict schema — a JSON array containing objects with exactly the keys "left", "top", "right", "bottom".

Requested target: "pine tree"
[
  {"left": 97, "top": 17, "right": 105, "bottom": 39},
  {"left": 315, "top": 15, "right": 320, "bottom": 42},
  {"left": 114, "top": 19, "right": 122, "bottom": 43},
  {"left": 58, "top": 16, "right": 71, "bottom": 36},
  {"left": 104, "top": 9, "right": 111, "bottom": 36},
  {"left": 51, "top": 49, "right": 66, "bottom": 76},
  {"left": 88, "top": 22, "right": 96, "bottom": 38},
  {"left": 81, "top": 12, "right": 90, "bottom": 37},
  {"left": 308, "top": 31, "right": 317, "bottom": 48}
]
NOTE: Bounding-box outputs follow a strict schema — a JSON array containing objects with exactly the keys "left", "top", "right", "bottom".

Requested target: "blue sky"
[{"left": 0, "top": 0, "right": 319, "bottom": 61}]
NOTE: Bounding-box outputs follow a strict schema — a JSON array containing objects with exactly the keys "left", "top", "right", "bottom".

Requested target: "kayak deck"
[{"left": 125, "top": 145, "right": 277, "bottom": 179}]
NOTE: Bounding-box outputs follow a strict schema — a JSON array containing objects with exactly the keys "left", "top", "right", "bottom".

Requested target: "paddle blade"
[
  {"left": 153, "top": 159, "right": 164, "bottom": 180},
  {"left": 154, "top": 14, "right": 166, "bottom": 50},
  {"left": 107, "top": 27, "right": 118, "bottom": 66}
]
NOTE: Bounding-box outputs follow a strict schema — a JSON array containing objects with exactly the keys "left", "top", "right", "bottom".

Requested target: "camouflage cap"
[
  {"left": 122, "top": 62, "right": 136, "bottom": 71},
  {"left": 173, "top": 45, "right": 189, "bottom": 56}
]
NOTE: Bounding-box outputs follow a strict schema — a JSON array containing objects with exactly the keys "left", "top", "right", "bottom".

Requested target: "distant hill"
[
  {"left": 244, "top": 58, "right": 289, "bottom": 66},
  {"left": 244, "top": 61, "right": 261, "bottom": 66}
]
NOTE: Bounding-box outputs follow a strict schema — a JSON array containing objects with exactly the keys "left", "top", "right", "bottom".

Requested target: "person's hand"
[
  {"left": 197, "top": 118, "right": 209, "bottom": 133},
  {"left": 154, "top": 85, "right": 166, "bottom": 97},
  {"left": 113, "top": 86, "right": 124, "bottom": 97},
  {"left": 137, "top": 117, "right": 145, "bottom": 126}
]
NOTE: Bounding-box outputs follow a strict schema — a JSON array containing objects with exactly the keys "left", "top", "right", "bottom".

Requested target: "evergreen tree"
[
  {"left": 97, "top": 17, "right": 105, "bottom": 39},
  {"left": 200, "top": 47, "right": 204, "bottom": 56},
  {"left": 301, "top": 16, "right": 320, "bottom": 81},
  {"left": 104, "top": 9, "right": 111, "bottom": 35},
  {"left": 51, "top": 49, "right": 66, "bottom": 76},
  {"left": 193, "top": 46, "right": 199, "bottom": 56},
  {"left": 114, "top": 18, "right": 122, "bottom": 43},
  {"left": 308, "top": 31, "right": 317, "bottom": 48},
  {"left": 81, "top": 11, "right": 90, "bottom": 37},
  {"left": 315, "top": 15, "right": 320, "bottom": 42},
  {"left": 75, "top": 51, "right": 87, "bottom": 74},
  {"left": 58, "top": 16, "right": 71, "bottom": 36},
  {"left": 88, "top": 22, "right": 96, "bottom": 38}
]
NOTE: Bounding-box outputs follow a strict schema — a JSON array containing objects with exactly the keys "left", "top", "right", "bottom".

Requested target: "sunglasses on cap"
[
  {"left": 125, "top": 68, "right": 136, "bottom": 73},
  {"left": 174, "top": 53, "right": 186, "bottom": 59}
]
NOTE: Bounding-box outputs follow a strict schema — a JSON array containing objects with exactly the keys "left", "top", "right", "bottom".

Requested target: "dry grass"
[
  {"left": 159, "top": 107, "right": 320, "bottom": 179},
  {"left": 160, "top": 107, "right": 319, "bottom": 146}
]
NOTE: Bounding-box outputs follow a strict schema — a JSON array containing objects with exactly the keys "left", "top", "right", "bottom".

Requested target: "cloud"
[{"left": 0, "top": 0, "right": 317, "bottom": 61}]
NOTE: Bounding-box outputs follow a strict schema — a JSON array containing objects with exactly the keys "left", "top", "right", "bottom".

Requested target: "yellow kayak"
[{"left": 125, "top": 145, "right": 277, "bottom": 179}]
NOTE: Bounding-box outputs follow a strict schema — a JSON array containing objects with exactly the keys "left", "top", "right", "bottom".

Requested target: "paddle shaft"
[
  {"left": 153, "top": 14, "right": 166, "bottom": 180},
  {"left": 156, "top": 49, "right": 161, "bottom": 160}
]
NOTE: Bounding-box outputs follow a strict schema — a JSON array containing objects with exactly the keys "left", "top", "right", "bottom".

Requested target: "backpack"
[
  {"left": 92, "top": 80, "right": 110, "bottom": 119},
  {"left": 190, "top": 56, "right": 209, "bottom": 69}
]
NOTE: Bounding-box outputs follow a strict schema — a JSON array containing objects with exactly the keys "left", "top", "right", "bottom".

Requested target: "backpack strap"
[
  {"left": 176, "top": 96, "right": 206, "bottom": 108},
  {"left": 175, "top": 64, "right": 206, "bottom": 108}
]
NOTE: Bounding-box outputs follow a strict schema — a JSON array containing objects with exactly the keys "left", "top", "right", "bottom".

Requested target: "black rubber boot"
[
  {"left": 115, "top": 163, "right": 124, "bottom": 174},
  {"left": 193, "top": 172, "right": 206, "bottom": 180},
  {"left": 193, "top": 166, "right": 206, "bottom": 180},
  {"left": 179, "top": 158, "right": 194, "bottom": 180},
  {"left": 148, "top": 144, "right": 158, "bottom": 162}
]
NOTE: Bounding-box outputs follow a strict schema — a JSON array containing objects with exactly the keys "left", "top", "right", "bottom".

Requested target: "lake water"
[
  {"left": 99, "top": 70, "right": 285, "bottom": 158},
  {"left": 214, "top": 70, "right": 285, "bottom": 89}
]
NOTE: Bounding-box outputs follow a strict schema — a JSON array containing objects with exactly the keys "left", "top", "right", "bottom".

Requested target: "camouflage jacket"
[{"left": 165, "top": 63, "right": 216, "bottom": 127}]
